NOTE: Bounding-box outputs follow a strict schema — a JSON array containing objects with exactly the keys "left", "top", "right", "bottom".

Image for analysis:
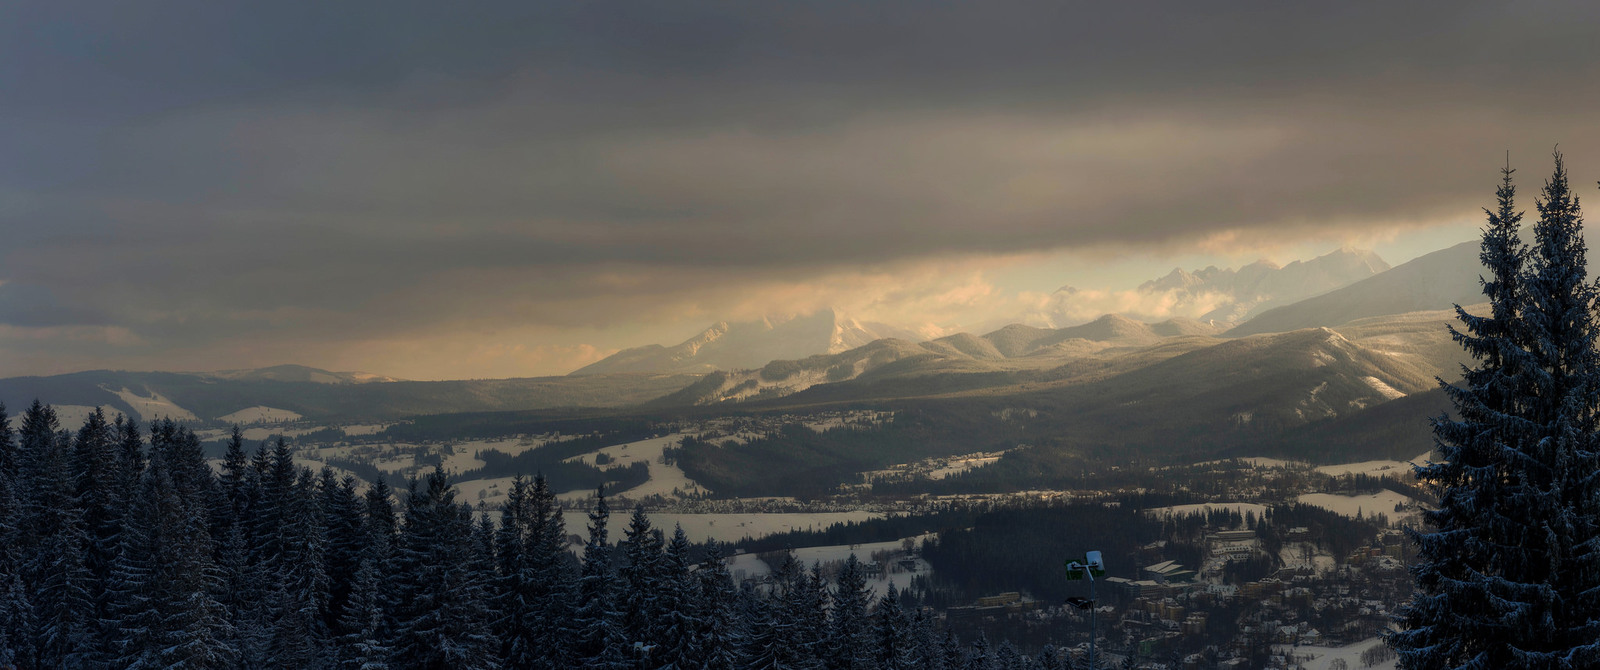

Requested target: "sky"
[{"left": 3, "top": 1, "right": 1599, "bottom": 379}]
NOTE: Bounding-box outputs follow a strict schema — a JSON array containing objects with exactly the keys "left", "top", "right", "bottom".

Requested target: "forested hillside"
[{"left": 0, "top": 401, "right": 1087, "bottom": 669}]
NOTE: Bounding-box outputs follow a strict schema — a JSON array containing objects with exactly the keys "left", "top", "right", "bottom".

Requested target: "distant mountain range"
[
  {"left": 1020, "top": 247, "right": 1391, "bottom": 327},
  {"left": 1225, "top": 241, "right": 1482, "bottom": 336},
  {"left": 0, "top": 367, "right": 700, "bottom": 424},
  {"left": 571, "top": 308, "right": 921, "bottom": 375},
  {"left": 1, "top": 237, "right": 1500, "bottom": 466},
  {"left": 203, "top": 364, "right": 406, "bottom": 384}
]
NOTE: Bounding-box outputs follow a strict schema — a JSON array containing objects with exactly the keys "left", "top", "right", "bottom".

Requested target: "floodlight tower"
[{"left": 1065, "top": 551, "right": 1105, "bottom": 669}]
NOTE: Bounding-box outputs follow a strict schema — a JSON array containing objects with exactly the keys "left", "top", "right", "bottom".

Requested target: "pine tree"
[
  {"left": 770, "top": 556, "right": 824, "bottom": 669},
  {"left": 909, "top": 608, "right": 941, "bottom": 670},
  {"left": 17, "top": 401, "right": 95, "bottom": 666},
  {"left": 387, "top": 469, "right": 500, "bottom": 669},
  {"left": 873, "top": 583, "right": 917, "bottom": 670},
  {"left": 742, "top": 587, "right": 800, "bottom": 670},
  {"left": 335, "top": 556, "right": 392, "bottom": 670},
  {"left": 1037, "top": 645, "right": 1062, "bottom": 670},
  {"left": 994, "top": 641, "right": 1022, "bottom": 670},
  {"left": 72, "top": 407, "right": 123, "bottom": 666},
  {"left": 1393, "top": 152, "right": 1600, "bottom": 668},
  {"left": 0, "top": 403, "right": 35, "bottom": 668},
  {"left": 941, "top": 631, "right": 965, "bottom": 670},
  {"left": 523, "top": 474, "right": 574, "bottom": 669},
  {"left": 618, "top": 505, "right": 665, "bottom": 659},
  {"left": 106, "top": 440, "right": 235, "bottom": 668},
  {"left": 690, "top": 543, "right": 746, "bottom": 670},
  {"left": 493, "top": 475, "right": 539, "bottom": 668},
  {"left": 270, "top": 468, "right": 333, "bottom": 668},
  {"left": 965, "top": 632, "right": 994, "bottom": 670},
  {"left": 825, "top": 554, "right": 873, "bottom": 670},
  {"left": 574, "top": 487, "right": 629, "bottom": 669},
  {"left": 322, "top": 470, "right": 369, "bottom": 637},
  {"left": 654, "top": 524, "right": 701, "bottom": 670}
]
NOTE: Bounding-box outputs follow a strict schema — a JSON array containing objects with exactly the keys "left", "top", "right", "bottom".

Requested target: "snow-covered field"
[
  {"left": 564, "top": 433, "right": 706, "bottom": 499},
  {"left": 341, "top": 423, "right": 392, "bottom": 436},
  {"left": 441, "top": 447, "right": 486, "bottom": 474},
  {"left": 458, "top": 476, "right": 519, "bottom": 507},
  {"left": 1278, "top": 637, "right": 1396, "bottom": 670},
  {"left": 105, "top": 387, "right": 198, "bottom": 421},
  {"left": 458, "top": 436, "right": 563, "bottom": 459},
  {"left": 1297, "top": 491, "right": 1418, "bottom": 522},
  {"left": 216, "top": 405, "right": 303, "bottom": 424},
  {"left": 725, "top": 534, "right": 936, "bottom": 598},
  {"left": 1313, "top": 451, "right": 1431, "bottom": 477}
]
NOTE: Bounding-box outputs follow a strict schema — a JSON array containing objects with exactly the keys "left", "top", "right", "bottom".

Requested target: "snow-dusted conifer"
[
  {"left": 825, "top": 554, "right": 873, "bottom": 670},
  {"left": 492, "top": 475, "right": 539, "bottom": 667},
  {"left": 654, "top": 524, "right": 700, "bottom": 670},
  {"left": 387, "top": 469, "right": 501, "bottom": 669},
  {"left": 691, "top": 543, "right": 746, "bottom": 670},
  {"left": 618, "top": 505, "right": 665, "bottom": 657},
  {"left": 574, "top": 487, "right": 629, "bottom": 669},
  {"left": 873, "top": 583, "right": 917, "bottom": 670},
  {"left": 17, "top": 401, "right": 95, "bottom": 666},
  {"left": 964, "top": 632, "right": 993, "bottom": 670},
  {"left": 941, "top": 630, "right": 965, "bottom": 670},
  {"left": 335, "top": 556, "right": 392, "bottom": 670},
  {"left": 1394, "top": 152, "right": 1600, "bottom": 667},
  {"left": 524, "top": 473, "right": 574, "bottom": 668},
  {"left": 322, "top": 470, "right": 368, "bottom": 637}
]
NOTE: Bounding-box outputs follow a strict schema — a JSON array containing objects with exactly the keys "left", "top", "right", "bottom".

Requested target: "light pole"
[{"left": 1065, "top": 551, "right": 1106, "bottom": 668}]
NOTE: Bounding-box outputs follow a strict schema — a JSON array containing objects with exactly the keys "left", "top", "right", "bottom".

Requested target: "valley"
[{"left": 0, "top": 241, "right": 1478, "bottom": 668}]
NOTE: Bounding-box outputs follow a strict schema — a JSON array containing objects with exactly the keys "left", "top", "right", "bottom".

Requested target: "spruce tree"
[
  {"left": 1393, "top": 152, "right": 1600, "bottom": 667},
  {"left": 106, "top": 439, "right": 234, "bottom": 668},
  {"left": 909, "top": 608, "right": 942, "bottom": 670},
  {"left": 690, "top": 543, "right": 746, "bottom": 670},
  {"left": 941, "top": 631, "right": 965, "bottom": 670},
  {"left": 965, "top": 633, "right": 994, "bottom": 670},
  {"left": 270, "top": 468, "right": 333, "bottom": 667},
  {"left": 618, "top": 505, "right": 665, "bottom": 658},
  {"left": 335, "top": 556, "right": 392, "bottom": 670},
  {"left": 17, "top": 401, "right": 95, "bottom": 666},
  {"left": 742, "top": 588, "right": 799, "bottom": 670},
  {"left": 387, "top": 469, "right": 500, "bottom": 669},
  {"left": 574, "top": 487, "right": 629, "bottom": 669},
  {"left": 654, "top": 524, "right": 701, "bottom": 670},
  {"left": 0, "top": 403, "right": 35, "bottom": 668},
  {"left": 825, "top": 554, "right": 873, "bottom": 670},
  {"left": 493, "top": 475, "right": 539, "bottom": 668},
  {"left": 873, "top": 583, "right": 917, "bottom": 670},
  {"left": 524, "top": 474, "right": 574, "bottom": 669},
  {"left": 322, "top": 470, "right": 368, "bottom": 637},
  {"left": 773, "top": 556, "right": 825, "bottom": 669}
]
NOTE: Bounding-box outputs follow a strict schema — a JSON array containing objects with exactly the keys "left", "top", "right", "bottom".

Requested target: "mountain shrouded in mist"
[
  {"left": 570, "top": 308, "right": 921, "bottom": 375},
  {"left": 1021, "top": 247, "right": 1390, "bottom": 328}
]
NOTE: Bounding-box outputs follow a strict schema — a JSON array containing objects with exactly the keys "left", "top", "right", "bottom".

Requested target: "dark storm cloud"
[{"left": 4, "top": 0, "right": 1600, "bottom": 372}]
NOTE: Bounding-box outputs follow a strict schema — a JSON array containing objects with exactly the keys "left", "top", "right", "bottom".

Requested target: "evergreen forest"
[{"left": 0, "top": 401, "right": 1093, "bottom": 670}]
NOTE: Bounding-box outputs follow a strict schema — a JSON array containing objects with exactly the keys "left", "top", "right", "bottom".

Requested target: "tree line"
[{"left": 0, "top": 400, "right": 1095, "bottom": 669}]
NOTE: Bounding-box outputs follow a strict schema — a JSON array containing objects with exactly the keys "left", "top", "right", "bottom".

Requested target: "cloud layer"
[{"left": 3, "top": 1, "right": 1599, "bottom": 377}]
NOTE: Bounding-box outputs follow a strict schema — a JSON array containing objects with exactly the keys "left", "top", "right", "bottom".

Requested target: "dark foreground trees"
[
  {"left": 0, "top": 401, "right": 1088, "bottom": 669},
  {"left": 1392, "top": 152, "right": 1600, "bottom": 668}
]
